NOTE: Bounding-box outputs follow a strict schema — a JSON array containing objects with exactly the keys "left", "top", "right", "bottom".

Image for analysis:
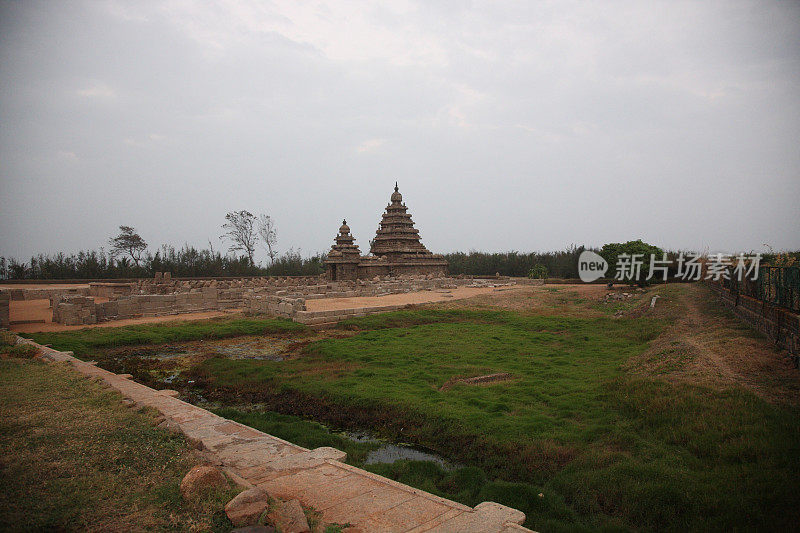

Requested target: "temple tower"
[
  {"left": 323, "top": 184, "right": 448, "bottom": 280},
  {"left": 370, "top": 183, "right": 433, "bottom": 258},
  {"left": 325, "top": 220, "right": 361, "bottom": 281}
]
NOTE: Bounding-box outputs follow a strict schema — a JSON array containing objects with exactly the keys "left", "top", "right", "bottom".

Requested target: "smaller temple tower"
[{"left": 325, "top": 220, "right": 361, "bottom": 281}]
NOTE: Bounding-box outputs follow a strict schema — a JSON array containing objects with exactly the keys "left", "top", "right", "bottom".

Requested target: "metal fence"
[{"left": 723, "top": 265, "right": 800, "bottom": 313}]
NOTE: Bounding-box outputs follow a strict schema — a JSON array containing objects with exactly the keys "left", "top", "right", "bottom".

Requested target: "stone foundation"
[
  {"left": 47, "top": 275, "right": 533, "bottom": 326},
  {"left": 52, "top": 296, "right": 97, "bottom": 326},
  {"left": 5, "top": 285, "right": 89, "bottom": 301},
  {"left": 242, "top": 294, "right": 306, "bottom": 319}
]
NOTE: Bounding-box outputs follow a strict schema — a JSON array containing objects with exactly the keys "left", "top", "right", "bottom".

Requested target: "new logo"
[{"left": 578, "top": 250, "right": 608, "bottom": 282}]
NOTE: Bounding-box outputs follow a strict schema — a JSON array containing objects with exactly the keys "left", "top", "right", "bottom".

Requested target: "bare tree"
[
  {"left": 257, "top": 214, "right": 278, "bottom": 266},
  {"left": 108, "top": 225, "right": 147, "bottom": 267},
  {"left": 221, "top": 210, "right": 257, "bottom": 266}
]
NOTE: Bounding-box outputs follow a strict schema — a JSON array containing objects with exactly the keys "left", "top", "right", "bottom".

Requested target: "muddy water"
[{"left": 343, "top": 431, "right": 459, "bottom": 470}]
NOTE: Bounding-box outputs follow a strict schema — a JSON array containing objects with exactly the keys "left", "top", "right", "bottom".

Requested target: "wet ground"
[
  {"left": 96, "top": 332, "right": 457, "bottom": 469},
  {"left": 142, "top": 336, "right": 297, "bottom": 362}
]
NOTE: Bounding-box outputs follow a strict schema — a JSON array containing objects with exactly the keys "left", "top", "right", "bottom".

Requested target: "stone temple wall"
[
  {"left": 53, "top": 287, "right": 250, "bottom": 325},
  {"left": 4, "top": 285, "right": 90, "bottom": 301},
  {"left": 48, "top": 276, "right": 543, "bottom": 326}
]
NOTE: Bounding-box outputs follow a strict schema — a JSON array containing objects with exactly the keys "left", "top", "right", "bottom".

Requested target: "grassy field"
[
  {"left": 25, "top": 284, "right": 800, "bottom": 532},
  {"left": 0, "top": 357, "right": 240, "bottom": 531}
]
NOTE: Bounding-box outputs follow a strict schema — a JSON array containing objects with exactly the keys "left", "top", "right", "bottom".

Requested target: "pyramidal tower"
[
  {"left": 370, "top": 182, "right": 434, "bottom": 258},
  {"left": 324, "top": 183, "right": 448, "bottom": 280}
]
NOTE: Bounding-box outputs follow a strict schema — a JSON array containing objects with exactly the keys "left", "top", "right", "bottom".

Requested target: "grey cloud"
[{"left": 1, "top": 0, "right": 798, "bottom": 264}]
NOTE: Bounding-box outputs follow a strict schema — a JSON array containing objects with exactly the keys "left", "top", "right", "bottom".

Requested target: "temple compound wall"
[{"left": 45, "top": 274, "right": 538, "bottom": 326}]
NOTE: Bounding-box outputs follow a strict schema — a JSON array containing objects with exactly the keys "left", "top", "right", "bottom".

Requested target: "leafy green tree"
[
  {"left": 528, "top": 264, "right": 548, "bottom": 279},
  {"left": 600, "top": 239, "right": 663, "bottom": 285}
]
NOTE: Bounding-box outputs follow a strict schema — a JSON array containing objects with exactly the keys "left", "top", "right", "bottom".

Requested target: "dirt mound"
[{"left": 439, "top": 372, "right": 515, "bottom": 391}]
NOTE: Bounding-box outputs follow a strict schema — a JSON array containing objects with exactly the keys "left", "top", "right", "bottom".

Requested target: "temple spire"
[{"left": 371, "top": 183, "right": 430, "bottom": 257}]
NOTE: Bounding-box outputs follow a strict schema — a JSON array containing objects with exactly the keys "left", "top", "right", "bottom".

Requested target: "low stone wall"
[
  {"left": 88, "top": 282, "right": 135, "bottom": 299},
  {"left": 50, "top": 276, "right": 536, "bottom": 326},
  {"left": 242, "top": 294, "right": 306, "bottom": 319},
  {"left": 294, "top": 304, "right": 405, "bottom": 326},
  {"left": 54, "top": 288, "right": 236, "bottom": 325},
  {"left": 709, "top": 282, "right": 799, "bottom": 363},
  {"left": 5, "top": 285, "right": 89, "bottom": 301},
  {"left": 52, "top": 296, "right": 97, "bottom": 326}
]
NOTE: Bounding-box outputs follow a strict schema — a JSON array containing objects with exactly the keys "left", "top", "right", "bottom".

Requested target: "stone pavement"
[{"left": 19, "top": 337, "right": 534, "bottom": 533}]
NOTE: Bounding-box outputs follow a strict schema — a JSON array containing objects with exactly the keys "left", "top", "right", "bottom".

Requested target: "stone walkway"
[{"left": 20, "top": 338, "right": 534, "bottom": 533}]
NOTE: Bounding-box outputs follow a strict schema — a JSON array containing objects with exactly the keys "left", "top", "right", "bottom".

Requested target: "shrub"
[{"left": 528, "top": 265, "right": 548, "bottom": 279}]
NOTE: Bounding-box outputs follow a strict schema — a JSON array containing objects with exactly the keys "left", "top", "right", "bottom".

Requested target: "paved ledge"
[{"left": 16, "top": 336, "right": 534, "bottom": 533}]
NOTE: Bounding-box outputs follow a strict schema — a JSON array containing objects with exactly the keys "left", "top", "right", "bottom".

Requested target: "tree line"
[
  {"left": 2, "top": 218, "right": 795, "bottom": 281},
  {"left": 443, "top": 246, "right": 588, "bottom": 278},
  {"left": 0, "top": 212, "right": 320, "bottom": 280},
  {"left": 0, "top": 246, "right": 590, "bottom": 280}
]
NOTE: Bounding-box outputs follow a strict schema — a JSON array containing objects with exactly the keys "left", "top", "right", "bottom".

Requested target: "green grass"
[
  {"left": 0, "top": 330, "right": 38, "bottom": 358},
  {"left": 25, "top": 316, "right": 306, "bottom": 357},
  {"left": 0, "top": 358, "right": 240, "bottom": 531},
  {"left": 28, "top": 289, "right": 800, "bottom": 531},
  {"left": 197, "top": 311, "right": 664, "bottom": 447},
  {"left": 188, "top": 308, "right": 800, "bottom": 531}
]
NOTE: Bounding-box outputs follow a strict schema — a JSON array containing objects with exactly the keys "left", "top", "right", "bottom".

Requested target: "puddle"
[
  {"left": 342, "top": 430, "right": 458, "bottom": 470},
  {"left": 364, "top": 444, "right": 457, "bottom": 470}
]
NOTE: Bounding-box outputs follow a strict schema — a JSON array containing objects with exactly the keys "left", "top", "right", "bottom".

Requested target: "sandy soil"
[
  {"left": 304, "top": 286, "right": 522, "bottom": 312},
  {"left": 9, "top": 300, "right": 53, "bottom": 325}
]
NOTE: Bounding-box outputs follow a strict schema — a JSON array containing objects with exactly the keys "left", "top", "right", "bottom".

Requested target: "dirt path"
[
  {"left": 629, "top": 284, "right": 800, "bottom": 405},
  {"left": 305, "top": 286, "right": 521, "bottom": 312}
]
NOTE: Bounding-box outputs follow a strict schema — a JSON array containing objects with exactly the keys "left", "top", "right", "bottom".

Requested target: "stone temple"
[{"left": 324, "top": 184, "right": 448, "bottom": 280}]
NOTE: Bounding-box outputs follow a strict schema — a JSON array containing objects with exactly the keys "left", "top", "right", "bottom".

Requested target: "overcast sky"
[{"left": 1, "top": 1, "right": 798, "bottom": 264}]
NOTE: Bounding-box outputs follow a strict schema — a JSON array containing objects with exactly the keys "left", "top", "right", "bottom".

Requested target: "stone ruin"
[
  {"left": 46, "top": 274, "right": 533, "bottom": 326},
  {"left": 3, "top": 183, "right": 544, "bottom": 327},
  {"left": 324, "top": 183, "right": 448, "bottom": 280}
]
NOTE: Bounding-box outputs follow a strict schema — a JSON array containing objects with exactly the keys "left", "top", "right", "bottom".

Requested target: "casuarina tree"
[{"left": 108, "top": 225, "right": 147, "bottom": 267}]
